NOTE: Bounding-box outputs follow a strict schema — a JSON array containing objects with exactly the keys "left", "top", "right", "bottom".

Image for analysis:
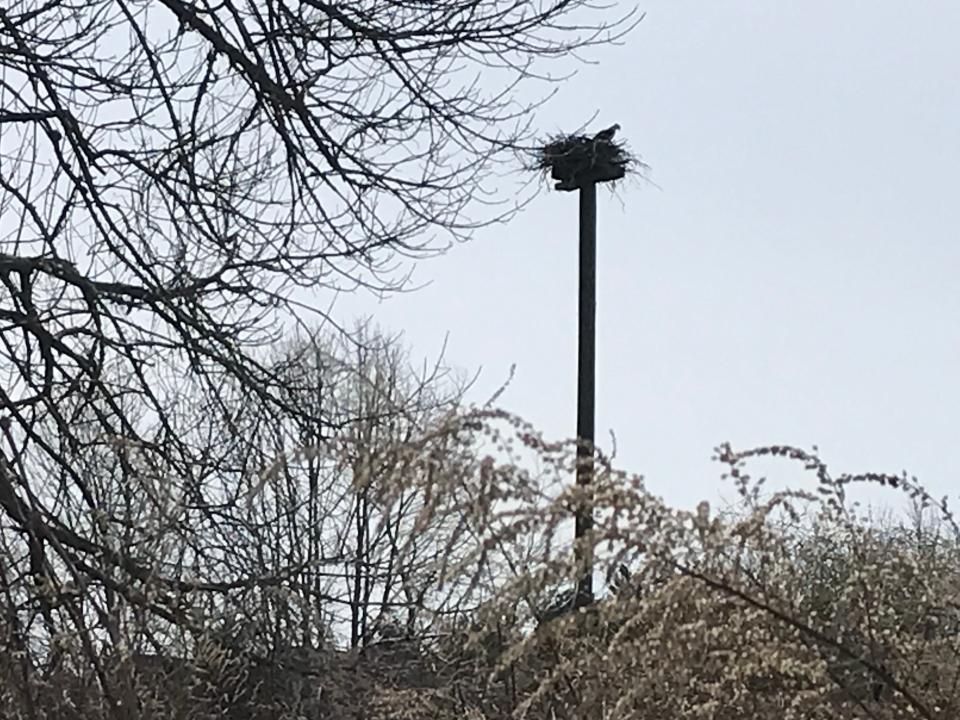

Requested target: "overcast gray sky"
[{"left": 338, "top": 1, "right": 960, "bottom": 512}]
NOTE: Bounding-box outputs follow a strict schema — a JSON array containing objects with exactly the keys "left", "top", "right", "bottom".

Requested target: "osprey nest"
[{"left": 532, "top": 124, "right": 641, "bottom": 191}]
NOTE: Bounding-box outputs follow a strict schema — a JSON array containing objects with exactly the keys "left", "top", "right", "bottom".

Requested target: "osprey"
[{"left": 593, "top": 123, "right": 620, "bottom": 142}]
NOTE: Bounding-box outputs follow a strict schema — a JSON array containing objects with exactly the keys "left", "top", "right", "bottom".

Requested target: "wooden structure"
[{"left": 535, "top": 126, "right": 632, "bottom": 610}]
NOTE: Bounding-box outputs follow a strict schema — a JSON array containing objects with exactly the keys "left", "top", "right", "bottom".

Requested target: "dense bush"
[{"left": 3, "top": 394, "right": 957, "bottom": 719}]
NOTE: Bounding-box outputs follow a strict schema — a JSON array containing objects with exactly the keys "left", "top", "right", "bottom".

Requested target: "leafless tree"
[
  {"left": 0, "top": 322, "right": 488, "bottom": 717},
  {"left": 0, "top": 0, "right": 636, "bottom": 712},
  {"left": 186, "top": 324, "right": 481, "bottom": 653}
]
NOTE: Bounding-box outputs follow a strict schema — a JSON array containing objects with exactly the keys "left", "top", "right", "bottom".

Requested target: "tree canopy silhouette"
[
  {"left": 0, "top": 3, "right": 637, "bottom": 709},
  {"left": 0, "top": 0, "right": 636, "bottom": 618}
]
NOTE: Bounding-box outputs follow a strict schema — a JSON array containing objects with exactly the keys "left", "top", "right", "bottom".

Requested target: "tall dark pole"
[
  {"left": 542, "top": 123, "right": 625, "bottom": 614},
  {"left": 575, "top": 180, "right": 597, "bottom": 608}
]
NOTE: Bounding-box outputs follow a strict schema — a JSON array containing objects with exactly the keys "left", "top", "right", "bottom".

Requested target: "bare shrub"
[{"left": 3, "top": 400, "right": 959, "bottom": 718}]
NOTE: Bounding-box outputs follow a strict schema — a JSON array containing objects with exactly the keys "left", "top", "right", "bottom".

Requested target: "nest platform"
[{"left": 533, "top": 132, "right": 634, "bottom": 191}]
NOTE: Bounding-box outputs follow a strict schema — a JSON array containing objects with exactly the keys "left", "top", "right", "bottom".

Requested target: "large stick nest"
[{"left": 531, "top": 132, "right": 643, "bottom": 191}]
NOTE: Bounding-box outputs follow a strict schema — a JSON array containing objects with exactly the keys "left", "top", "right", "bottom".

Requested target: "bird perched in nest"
[{"left": 593, "top": 123, "right": 621, "bottom": 142}]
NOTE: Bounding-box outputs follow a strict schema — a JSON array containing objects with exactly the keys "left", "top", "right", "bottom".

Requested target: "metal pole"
[{"left": 575, "top": 180, "right": 596, "bottom": 608}]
